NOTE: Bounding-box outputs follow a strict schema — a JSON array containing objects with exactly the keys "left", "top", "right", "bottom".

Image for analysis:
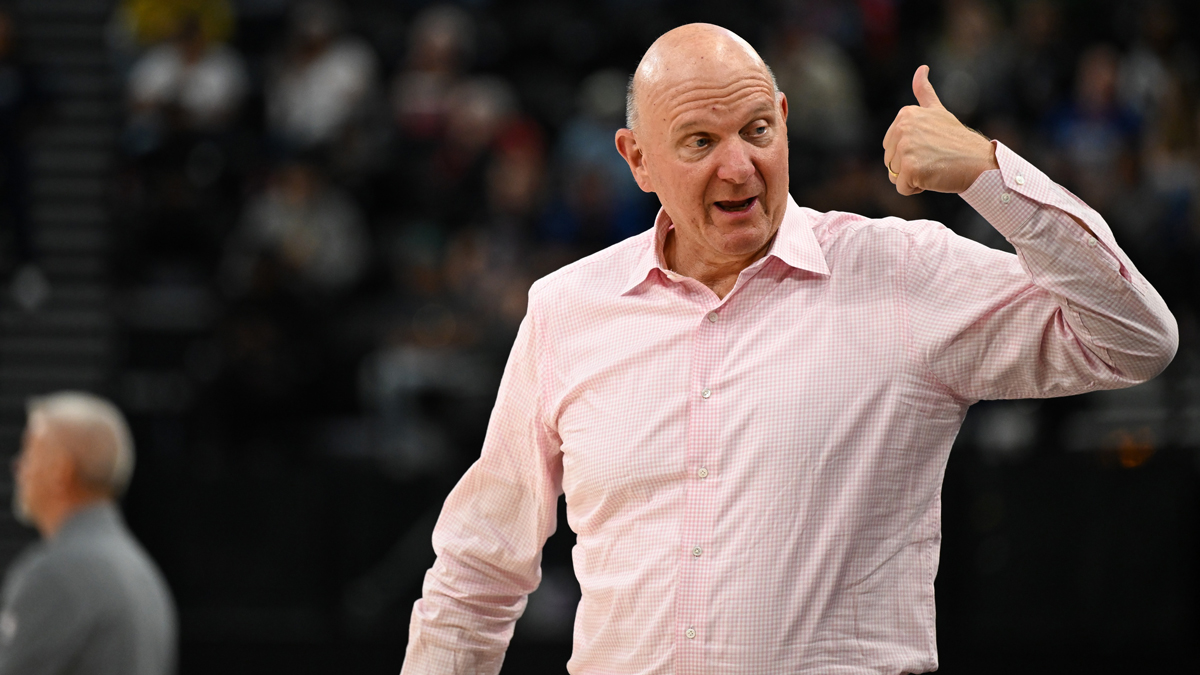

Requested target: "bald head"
[{"left": 626, "top": 23, "right": 778, "bottom": 132}]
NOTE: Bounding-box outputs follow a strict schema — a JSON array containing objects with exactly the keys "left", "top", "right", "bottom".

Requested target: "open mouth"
[{"left": 714, "top": 196, "right": 757, "bottom": 213}]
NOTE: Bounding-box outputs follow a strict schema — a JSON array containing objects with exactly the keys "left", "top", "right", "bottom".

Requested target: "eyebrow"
[{"left": 672, "top": 102, "right": 777, "bottom": 136}]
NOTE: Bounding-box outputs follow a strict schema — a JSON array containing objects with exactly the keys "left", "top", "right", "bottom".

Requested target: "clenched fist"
[{"left": 883, "top": 65, "right": 1000, "bottom": 195}]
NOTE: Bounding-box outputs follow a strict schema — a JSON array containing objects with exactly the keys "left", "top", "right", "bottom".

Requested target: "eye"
[{"left": 692, "top": 137, "right": 710, "bottom": 149}]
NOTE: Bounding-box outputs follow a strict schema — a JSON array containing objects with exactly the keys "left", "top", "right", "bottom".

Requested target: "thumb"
[{"left": 912, "top": 65, "right": 944, "bottom": 109}]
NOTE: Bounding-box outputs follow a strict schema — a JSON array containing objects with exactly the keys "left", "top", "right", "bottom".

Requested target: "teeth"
[{"left": 718, "top": 198, "right": 753, "bottom": 211}]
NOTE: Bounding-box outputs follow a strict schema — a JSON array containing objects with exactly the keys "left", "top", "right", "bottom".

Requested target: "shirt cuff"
[
  {"left": 959, "top": 140, "right": 1047, "bottom": 238},
  {"left": 960, "top": 139, "right": 1130, "bottom": 279}
]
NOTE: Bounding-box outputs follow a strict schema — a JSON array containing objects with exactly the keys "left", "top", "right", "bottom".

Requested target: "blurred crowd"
[
  {"left": 110, "top": 0, "right": 1200, "bottom": 459},
  {"left": 108, "top": 0, "right": 666, "bottom": 484},
  {"left": 100, "top": 0, "right": 1200, "bottom": 472},
  {"left": 2, "top": 0, "right": 1198, "bottom": 661}
]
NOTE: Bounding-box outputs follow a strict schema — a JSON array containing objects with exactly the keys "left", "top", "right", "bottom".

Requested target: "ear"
[
  {"left": 615, "top": 128, "right": 655, "bottom": 193},
  {"left": 778, "top": 91, "right": 788, "bottom": 124},
  {"left": 46, "top": 447, "right": 75, "bottom": 487}
]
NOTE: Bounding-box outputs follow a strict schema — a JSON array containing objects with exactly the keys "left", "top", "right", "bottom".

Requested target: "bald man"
[
  {"left": 402, "top": 24, "right": 1176, "bottom": 674},
  {"left": 0, "top": 392, "right": 176, "bottom": 675}
]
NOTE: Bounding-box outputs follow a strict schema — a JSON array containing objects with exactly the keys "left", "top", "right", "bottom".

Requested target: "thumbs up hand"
[{"left": 882, "top": 65, "right": 1000, "bottom": 195}]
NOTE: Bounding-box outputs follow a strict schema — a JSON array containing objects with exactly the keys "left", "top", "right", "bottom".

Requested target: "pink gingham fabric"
[{"left": 401, "top": 142, "right": 1177, "bottom": 675}]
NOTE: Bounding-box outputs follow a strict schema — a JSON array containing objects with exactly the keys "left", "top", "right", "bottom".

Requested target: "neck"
[
  {"left": 664, "top": 228, "right": 775, "bottom": 299},
  {"left": 37, "top": 495, "right": 110, "bottom": 539}
]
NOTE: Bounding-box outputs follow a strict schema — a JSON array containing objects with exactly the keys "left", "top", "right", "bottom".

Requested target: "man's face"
[
  {"left": 633, "top": 64, "right": 789, "bottom": 261},
  {"left": 12, "top": 415, "right": 60, "bottom": 528}
]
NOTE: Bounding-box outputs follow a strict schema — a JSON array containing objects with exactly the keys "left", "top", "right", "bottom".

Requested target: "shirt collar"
[{"left": 621, "top": 193, "right": 829, "bottom": 295}]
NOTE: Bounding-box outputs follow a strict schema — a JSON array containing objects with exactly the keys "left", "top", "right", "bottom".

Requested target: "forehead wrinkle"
[
  {"left": 646, "top": 62, "right": 772, "bottom": 104},
  {"left": 653, "top": 81, "right": 776, "bottom": 135}
]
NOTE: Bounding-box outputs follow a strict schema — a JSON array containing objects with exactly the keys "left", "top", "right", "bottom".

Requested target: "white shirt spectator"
[
  {"left": 226, "top": 164, "right": 370, "bottom": 295},
  {"left": 267, "top": 37, "right": 378, "bottom": 147},
  {"left": 128, "top": 42, "right": 248, "bottom": 129}
]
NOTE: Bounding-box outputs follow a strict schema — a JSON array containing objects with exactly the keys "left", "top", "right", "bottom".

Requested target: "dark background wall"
[{"left": 0, "top": 0, "right": 1196, "bottom": 673}]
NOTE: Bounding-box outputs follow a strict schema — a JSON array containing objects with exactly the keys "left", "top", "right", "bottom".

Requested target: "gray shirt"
[{"left": 0, "top": 503, "right": 177, "bottom": 675}]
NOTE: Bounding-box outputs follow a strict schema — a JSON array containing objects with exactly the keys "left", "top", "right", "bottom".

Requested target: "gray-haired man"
[{"left": 0, "top": 392, "right": 177, "bottom": 675}]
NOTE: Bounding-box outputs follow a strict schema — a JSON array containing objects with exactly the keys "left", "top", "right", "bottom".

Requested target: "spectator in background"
[
  {"left": 1142, "top": 71, "right": 1199, "bottom": 246},
  {"left": 436, "top": 118, "right": 546, "bottom": 342},
  {"left": 769, "top": 22, "right": 867, "bottom": 155},
  {"left": 223, "top": 160, "right": 370, "bottom": 298},
  {"left": 767, "top": 12, "right": 915, "bottom": 224},
  {"left": 543, "top": 69, "right": 648, "bottom": 251},
  {"left": 1010, "top": 0, "right": 1072, "bottom": 138},
  {"left": 422, "top": 76, "right": 517, "bottom": 229},
  {"left": 544, "top": 69, "right": 652, "bottom": 252},
  {"left": 266, "top": 0, "right": 379, "bottom": 152},
  {"left": 125, "top": 12, "right": 248, "bottom": 153},
  {"left": 486, "top": 118, "right": 546, "bottom": 237},
  {"left": 1046, "top": 44, "right": 1141, "bottom": 211},
  {"left": 386, "top": 5, "right": 477, "bottom": 230},
  {"left": 1117, "top": 0, "right": 1178, "bottom": 124},
  {"left": 0, "top": 393, "right": 177, "bottom": 675},
  {"left": 928, "top": 0, "right": 1014, "bottom": 125},
  {"left": 391, "top": 4, "right": 474, "bottom": 143}
]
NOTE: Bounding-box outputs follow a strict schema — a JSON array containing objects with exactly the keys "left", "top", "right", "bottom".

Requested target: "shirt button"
[
  {"left": 707, "top": 311, "right": 719, "bottom": 323},
  {"left": 1015, "top": 174, "right": 1025, "bottom": 185},
  {"left": 700, "top": 388, "right": 711, "bottom": 399},
  {"left": 1087, "top": 238, "right": 1098, "bottom": 247},
  {"left": 1000, "top": 193, "right": 1012, "bottom": 204},
  {"left": 698, "top": 467, "right": 709, "bottom": 478},
  {"left": 685, "top": 628, "right": 696, "bottom": 639},
  {"left": 692, "top": 546, "right": 703, "bottom": 557}
]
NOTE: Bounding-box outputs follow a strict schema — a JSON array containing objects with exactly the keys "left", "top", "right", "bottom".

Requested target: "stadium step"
[{"left": 0, "top": 0, "right": 119, "bottom": 558}]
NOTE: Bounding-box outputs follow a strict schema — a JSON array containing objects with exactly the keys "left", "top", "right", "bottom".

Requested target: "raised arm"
[{"left": 883, "top": 66, "right": 1176, "bottom": 401}]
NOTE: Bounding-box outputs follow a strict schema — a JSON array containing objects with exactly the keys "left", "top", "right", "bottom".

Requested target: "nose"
[{"left": 715, "top": 137, "right": 755, "bottom": 184}]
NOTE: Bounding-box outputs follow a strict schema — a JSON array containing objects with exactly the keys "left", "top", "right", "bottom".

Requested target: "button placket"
[{"left": 679, "top": 299, "right": 726, "bottom": 666}]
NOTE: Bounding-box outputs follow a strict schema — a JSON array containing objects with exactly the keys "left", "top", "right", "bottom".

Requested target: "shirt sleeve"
[
  {"left": 0, "top": 556, "right": 91, "bottom": 675},
  {"left": 401, "top": 298, "right": 564, "bottom": 674},
  {"left": 904, "top": 140, "right": 1178, "bottom": 402}
]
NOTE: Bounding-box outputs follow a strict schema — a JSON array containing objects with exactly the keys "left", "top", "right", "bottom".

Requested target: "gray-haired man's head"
[{"left": 13, "top": 392, "right": 135, "bottom": 534}]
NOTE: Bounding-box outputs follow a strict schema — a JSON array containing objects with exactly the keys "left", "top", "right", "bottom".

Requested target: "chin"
[{"left": 714, "top": 218, "right": 774, "bottom": 253}]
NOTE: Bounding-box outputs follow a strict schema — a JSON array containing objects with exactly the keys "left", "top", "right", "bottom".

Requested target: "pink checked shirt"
[{"left": 402, "top": 142, "right": 1176, "bottom": 674}]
